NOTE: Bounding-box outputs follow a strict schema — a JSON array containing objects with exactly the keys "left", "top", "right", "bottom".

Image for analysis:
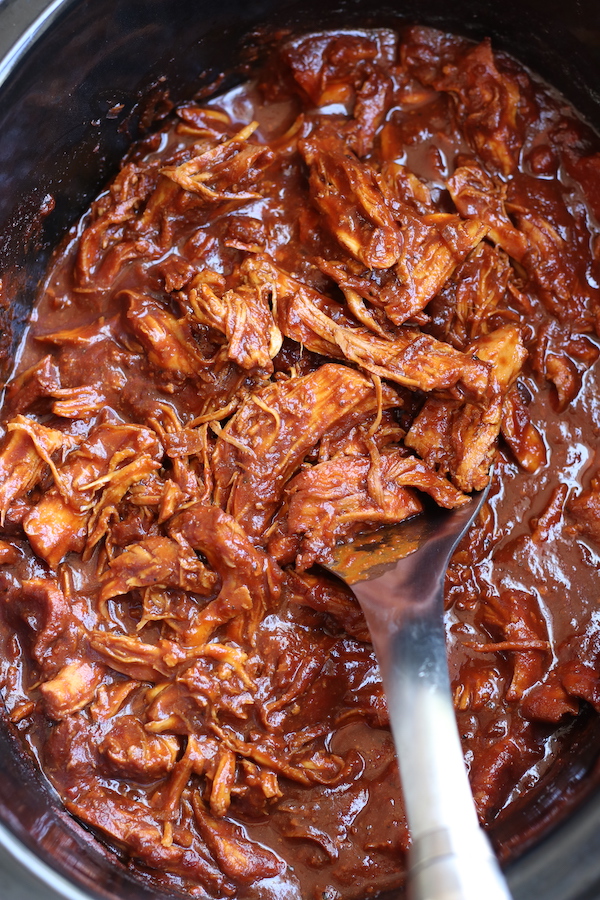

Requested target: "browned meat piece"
[
  {"left": 405, "top": 325, "right": 527, "bottom": 491},
  {"left": 447, "top": 163, "right": 529, "bottom": 262},
  {"left": 545, "top": 354, "right": 582, "bottom": 412},
  {"left": 161, "top": 122, "right": 275, "bottom": 203},
  {"left": 50, "top": 384, "right": 108, "bottom": 420},
  {"left": 123, "top": 290, "right": 209, "bottom": 377},
  {"left": 169, "top": 503, "right": 283, "bottom": 642},
  {"left": 0, "top": 417, "right": 76, "bottom": 522},
  {"left": 470, "top": 719, "right": 543, "bottom": 822},
  {"left": 561, "top": 660, "right": 600, "bottom": 712},
  {"left": 374, "top": 169, "right": 490, "bottom": 323},
  {"left": 23, "top": 494, "right": 89, "bottom": 568},
  {"left": 568, "top": 475, "right": 600, "bottom": 545},
  {"left": 433, "top": 39, "right": 527, "bottom": 176},
  {"left": 288, "top": 461, "right": 421, "bottom": 570},
  {"left": 207, "top": 747, "right": 237, "bottom": 817},
  {"left": 514, "top": 208, "right": 599, "bottom": 328},
  {"left": 517, "top": 212, "right": 573, "bottom": 300},
  {"left": 428, "top": 243, "right": 514, "bottom": 350},
  {"left": 0, "top": 540, "right": 19, "bottom": 565},
  {"left": 244, "top": 254, "right": 491, "bottom": 398},
  {"left": 181, "top": 650, "right": 256, "bottom": 726},
  {"left": 100, "top": 536, "right": 217, "bottom": 601},
  {"left": 74, "top": 160, "right": 161, "bottom": 290},
  {"left": 299, "top": 126, "right": 402, "bottom": 269},
  {"left": 530, "top": 322, "right": 599, "bottom": 410},
  {"left": 7, "top": 577, "right": 77, "bottom": 672},
  {"left": 149, "top": 734, "right": 239, "bottom": 818},
  {"left": 206, "top": 718, "right": 345, "bottom": 787},
  {"left": 90, "top": 680, "right": 140, "bottom": 722},
  {"left": 100, "top": 716, "right": 179, "bottom": 781},
  {"left": 181, "top": 275, "right": 282, "bottom": 373},
  {"left": 351, "top": 64, "right": 394, "bottom": 157},
  {"left": 453, "top": 661, "right": 504, "bottom": 712},
  {"left": 286, "top": 451, "right": 468, "bottom": 569},
  {"left": 377, "top": 163, "right": 435, "bottom": 215},
  {"left": 86, "top": 455, "right": 164, "bottom": 554},
  {"left": 66, "top": 785, "right": 231, "bottom": 891},
  {"left": 562, "top": 150, "right": 600, "bottom": 230},
  {"left": 283, "top": 30, "right": 396, "bottom": 106},
  {"left": 22, "top": 422, "right": 161, "bottom": 568},
  {"left": 519, "top": 673, "right": 580, "bottom": 724},
  {"left": 286, "top": 570, "right": 370, "bottom": 641},
  {"left": 57, "top": 422, "right": 161, "bottom": 511},
  {"left": 89, "top": 632, "right": 180, "bottom": 682},
  {"left": 529, "top": 483, "right": 569, "bottom": 543},
  {"left": 211, "top": 363, "right": 402, "bottom": 541},
  {"left": 474, "top": 589, "right": 551, "bottom": 701},
  {"left": 555, "top": 626, "right": 600, "bottom": 713},
  {"left": 40, "top": 661, "right": 104, "bottom": 719},
  {"left": 386, "top": 214, "right": 488, "bottom": 326},
  {"left": 193, "top": 797, "right": 284, "bottom": 882},
  {"left": 316, "top": 409, "right": 407, "bottom": 461},
  {"left": 400, "top": 25, "right": 469, "bottom": 86},
  {"left": 280, "top": 31, "right": 397, "bottom": 154},
  {"left": 500, "top": 385, "right": 547, "bottom": 473},
  {"left": 1, "top": 354, "right": 61, "bottom": 415}
]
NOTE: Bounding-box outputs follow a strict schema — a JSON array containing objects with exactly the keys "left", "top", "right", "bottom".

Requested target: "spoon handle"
[
  {"left": 380, "top": 609, "right": 512, "bottom": 900},
  {"left": 351, "top": 502, "right": 512, "bottom": 900}
]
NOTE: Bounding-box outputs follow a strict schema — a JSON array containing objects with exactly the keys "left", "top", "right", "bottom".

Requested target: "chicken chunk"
[
  {"left": 193, "top": 798, "right": 284, "bottom": 882},
  {"left": 447, "top": 163, "right": 529, "bottom": 262},
  {"left": 405, "top": 325, "right": 527, "bottom": 490},
  {"left": 23, "top": 422, "right": 161, "bottom": 568},
  {"left": 161, "top": 122, "right": 275, "bottom": 203},
  {"left": 181, "top": 276, "right": 282, "bottom": 373},
  {"left": 169, "top": 503, "right": 283, "bottom": 642},
  {"left": 568, "top": 474, "right": 600, "bottom": 546},
  {"left": 67, "top": 785, "right": 230, "bottom": 891},
  {"left": 428, "top": 243, "right": 514, "bottom": 349},
  {"left": 244, "top": 254, "right": 491, "bottom": 398},
  {"left": 124, "top": 290, "right": 209, "bottom": 377},
  {"left": 100, "top": 536, "right": 218, "bottom": 601},
  {"left": 283, "top": 29, "right": 397, "bottom": 108},
  {"left": 100, "top": 716, "right": 179, "bottom": 782},
  {"left": 299, "top": 125, "right": 402, "bottom": 269},
  {"left": 8, "top": 577, "right": 76, "bottom": 672},
  {"left": 476, "top": 589, "right": 551, "bottom": 701},
  {"left": 434, "top": 39, "right": 527, "bottom": 176},
  {"left": 211, "top": 363, "right": 400, "bottom": 541},
  {"left": 0, "top": 417, "right": 75, "bottom": 521},
  {"left": 40, "top": 661, "right": 104, "bottom": 719},
  {"left": 286, "top": 451, "right": 467, "bottom": 568}
]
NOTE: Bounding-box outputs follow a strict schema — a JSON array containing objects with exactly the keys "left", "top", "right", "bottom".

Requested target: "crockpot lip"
[
  {"left": 0, "top": 819, "right": 101, "bottom": 900},
  {"left": 0, "top": 0, "right": 77, "bottom": 91},
  {"left": 0, "top": 1, "right": 600, "bottom": 900}
]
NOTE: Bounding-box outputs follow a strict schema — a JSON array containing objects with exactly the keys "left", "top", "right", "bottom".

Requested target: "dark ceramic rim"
[{"left": 0, "top": 0, "right": 74, "bottom": 89}]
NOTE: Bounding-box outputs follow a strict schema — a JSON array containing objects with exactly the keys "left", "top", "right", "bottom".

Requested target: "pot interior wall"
[{"left": 0, "top": 1, "right": 600, "bottom": 898}]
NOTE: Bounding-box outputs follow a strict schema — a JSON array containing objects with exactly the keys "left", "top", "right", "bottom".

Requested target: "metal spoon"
[{"left": 324, "top": 483, "right": 513, "bottom": 900}]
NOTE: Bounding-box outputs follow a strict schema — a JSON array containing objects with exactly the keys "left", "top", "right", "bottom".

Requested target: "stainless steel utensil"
[{"left": 325, "top": 483, "right": 513, "bottom": 900}]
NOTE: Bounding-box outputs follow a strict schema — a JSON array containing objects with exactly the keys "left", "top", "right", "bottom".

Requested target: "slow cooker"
[{"left": 1, "top": 0, "right": 600, "bottom": 898}]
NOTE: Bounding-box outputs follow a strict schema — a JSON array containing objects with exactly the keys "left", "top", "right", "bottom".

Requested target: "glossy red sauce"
[{"left": 0, "top": 24, "right": 600, "bottom": 900}]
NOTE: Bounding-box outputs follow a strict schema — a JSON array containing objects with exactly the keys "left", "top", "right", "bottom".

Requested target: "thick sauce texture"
[{"left": 1, "top": 24, "right": 600, "bottom": 900}]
